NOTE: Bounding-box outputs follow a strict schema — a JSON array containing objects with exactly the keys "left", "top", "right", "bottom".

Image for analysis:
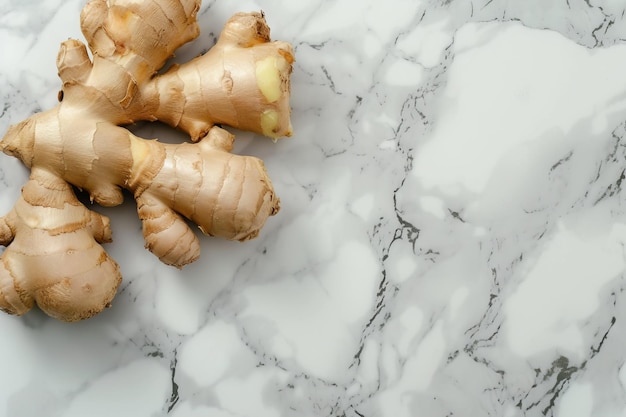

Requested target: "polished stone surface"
[{"left": 2, "top": 0, "right": 626, "bottom": 416}]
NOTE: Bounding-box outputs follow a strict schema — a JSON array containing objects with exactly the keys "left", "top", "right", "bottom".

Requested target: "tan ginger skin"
[{"left": 0, "top": 0, "right": 294, "bottom": 322}]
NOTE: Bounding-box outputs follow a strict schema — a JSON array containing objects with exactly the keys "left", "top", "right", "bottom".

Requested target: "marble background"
[{"left": 2, "top": 0, "right": 626, "bottom": 416}]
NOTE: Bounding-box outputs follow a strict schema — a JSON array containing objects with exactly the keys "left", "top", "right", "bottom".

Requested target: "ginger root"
[{"left": 0, "top": 0, "right": 293, "bottom": 321}]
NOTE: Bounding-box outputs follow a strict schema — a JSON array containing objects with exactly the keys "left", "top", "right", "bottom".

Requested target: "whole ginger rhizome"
[{"left": 0, "top": 0, "right": 294, "bottom": 322}]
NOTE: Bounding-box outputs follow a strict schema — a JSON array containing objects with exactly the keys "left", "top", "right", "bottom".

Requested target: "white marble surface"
[{"left": 2, "top": 0, "right": 626, "bottom": 416}]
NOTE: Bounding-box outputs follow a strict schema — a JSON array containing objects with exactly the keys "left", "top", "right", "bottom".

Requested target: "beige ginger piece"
[
  {"left": 0, "top": 169, "right": 121, "bottom": 322},
  {"left": 0, "top": 0, "right": 294, "bottom": 321}
]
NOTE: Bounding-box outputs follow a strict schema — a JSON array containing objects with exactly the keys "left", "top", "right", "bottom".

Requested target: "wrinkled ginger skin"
[
  {"left": 0, "top": 169, "right": 121, "bottom": 322},
  {"left": 138, "top": 127, "right": 281, "bottom": 267},
  {"left": 0, "top": 0, "right": 294, "bottom": 321},
  {"left": 149, "top": 12, "right": 294, "bottom": 140},
  {"left": 2, "top": 118, "right": 281, "bottom": 268}
]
